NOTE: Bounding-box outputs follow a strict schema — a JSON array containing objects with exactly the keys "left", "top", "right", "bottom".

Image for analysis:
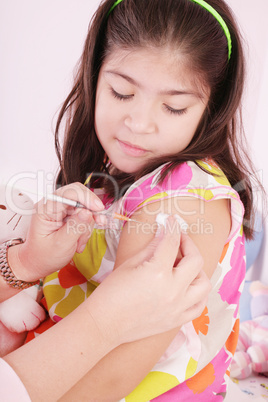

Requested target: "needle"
[
  {"left": 20, "top": 189, "right": 139, "bottom": 224},
  {"left": 45, "top": 194, "right": 140, "bottom": 223}
]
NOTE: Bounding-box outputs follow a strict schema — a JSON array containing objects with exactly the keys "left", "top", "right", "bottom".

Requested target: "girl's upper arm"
[{"left": 115, "top": 196, "right": 231, "bottom": 279}]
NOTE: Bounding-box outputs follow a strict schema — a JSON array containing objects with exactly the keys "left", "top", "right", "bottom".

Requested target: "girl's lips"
[{"left": 117, "top": 139, "right": 148, "bottom": 157}]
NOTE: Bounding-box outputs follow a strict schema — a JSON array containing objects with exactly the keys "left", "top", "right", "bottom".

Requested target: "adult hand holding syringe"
[{"left": 7, "top": 182, "right": 108, "bottom": 284}]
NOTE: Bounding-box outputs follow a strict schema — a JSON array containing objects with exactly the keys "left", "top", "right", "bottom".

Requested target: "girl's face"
[{"left": 95, "top": 47, "right": 210, "bottom": 173}]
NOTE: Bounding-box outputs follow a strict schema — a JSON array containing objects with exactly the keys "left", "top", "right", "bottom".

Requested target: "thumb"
[
  {"left": 118, "top": 225, "right": 165, "bottom": 271},
  {"left": 173, "top": 233, "right": 204, "bottom": 283},
  {"left": 149, "top": 216, "right": 181, "bottom": 271}
]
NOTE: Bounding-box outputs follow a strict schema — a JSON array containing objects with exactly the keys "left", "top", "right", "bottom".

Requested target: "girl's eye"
[
  {"left": 110, "top": 88, "right": 133, "bottom": 101},
  {"left": 164, "top": 104, "right": 187, "bottom": 116}
]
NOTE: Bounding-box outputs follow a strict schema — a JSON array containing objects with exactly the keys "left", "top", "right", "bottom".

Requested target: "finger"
[
  {"left": 184, "top": 270, "right": 211, "bottom": 309},
  {"left": 180, "top": 232, "right": 200, "bottom": 259},
  {"left": 53, "top": 209, "right": 93, "bottom": 252},
  {"left": 75, "top": 211, "right": 95, "bottom": 253},
  {"left": 118, "top": 216, "right": 179, "bottom": 272},
  {"left": 36, "top": 197, "right": 71, "bottom": 222},
  {"left": 56, "top": 182, "right": 105, "bottom": 212},
  {"left": 117, "top": 227, "right": 164, "bottom": 271},
  {"left": 63, "top": 204, "right": 107, "bottom": 228},
  {"left": 136, "top": 224, "right": 165, "bottom": 261},
  {"left": 36, "top": 183, "right": 105, "bottom": 223},
  {"left": 149, "top": 216, "right": 181, "bottom": 271},
  {"left": 190, "top": 269, "right": 211, "bottom": 295},
  {"left": 181, "top": 296, "right": 208, "bottom": 324},
  {"left": 173, "top": 233, "right": 204, "bottom": 282}
]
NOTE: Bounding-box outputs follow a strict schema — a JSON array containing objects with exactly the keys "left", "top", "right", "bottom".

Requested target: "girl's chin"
[{"left": 109, "top": 159, "right": 146, "bottom": 175}]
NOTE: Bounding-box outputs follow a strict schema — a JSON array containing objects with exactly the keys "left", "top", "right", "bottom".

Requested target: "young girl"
[{"left": 37, "top": 0, "right": 253, "bottom": 400}]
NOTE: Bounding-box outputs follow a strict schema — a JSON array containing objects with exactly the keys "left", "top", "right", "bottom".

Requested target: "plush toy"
[
  {"left": 230, "top": 280, "right": 268, "bottom": 379},
  {"left": 0, "top": 186, "right": 46, "bottom": 357}
]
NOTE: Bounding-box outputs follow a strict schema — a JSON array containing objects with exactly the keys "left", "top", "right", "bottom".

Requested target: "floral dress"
[{"left": 40, "top": 159, "right": 246, "bottom": 401}]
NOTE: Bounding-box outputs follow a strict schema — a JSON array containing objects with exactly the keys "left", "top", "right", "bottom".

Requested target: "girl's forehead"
[
  {"left": 104, "top": 46, "right": 186, "bottom": 72},
  {"left": 101, "top": 46, "right": 209, "bottom": 97}
]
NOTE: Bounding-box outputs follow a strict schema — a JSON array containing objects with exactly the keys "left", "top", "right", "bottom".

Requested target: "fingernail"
[{"left": 174, "top": 214, "right": 189, "bottom": 234}]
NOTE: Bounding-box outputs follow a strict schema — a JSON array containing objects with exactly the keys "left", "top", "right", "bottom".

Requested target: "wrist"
[
  {"left": 84, "top": 295, "right": 121, "bottom": 352},
  {"left": 5, "top": 241, "right": 40, "bottom": 284}
]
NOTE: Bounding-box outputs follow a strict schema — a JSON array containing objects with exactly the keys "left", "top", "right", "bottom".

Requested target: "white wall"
[
  {"left": 1, "top": 1, "right": 268, "bottom": 278},
  {"left": 0, "top": 0, "right": 99, "bottom": 198}
]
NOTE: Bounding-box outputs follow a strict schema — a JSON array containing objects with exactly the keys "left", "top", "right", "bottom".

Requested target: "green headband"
[{"left": 107, "top": 0, "right": 232, "bottom": 60}]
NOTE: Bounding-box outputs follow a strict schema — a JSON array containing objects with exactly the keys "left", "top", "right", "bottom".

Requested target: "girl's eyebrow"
[{"left": 104, "top": 70, "right": 201, "bottom": 98}]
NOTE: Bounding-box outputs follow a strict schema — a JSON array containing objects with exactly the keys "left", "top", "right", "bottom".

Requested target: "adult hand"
[
  {"left": 85, "top": 216, "right": 211, "bottom": 347},
  {"left": 3, "top": 217, "right": 210, "bottom": 402},
  {"left": 8, "top": 183, "right": 105, "bottom": 283}
]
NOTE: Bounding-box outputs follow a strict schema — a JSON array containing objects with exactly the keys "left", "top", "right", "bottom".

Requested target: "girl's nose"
[{"left": 124, "top": 106, "right": 157, "bottom": 134}]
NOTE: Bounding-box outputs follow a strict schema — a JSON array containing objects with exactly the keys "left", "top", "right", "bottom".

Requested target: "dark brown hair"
[{"left": 55, "top": 0, "right": 258, "bottom": 239}]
